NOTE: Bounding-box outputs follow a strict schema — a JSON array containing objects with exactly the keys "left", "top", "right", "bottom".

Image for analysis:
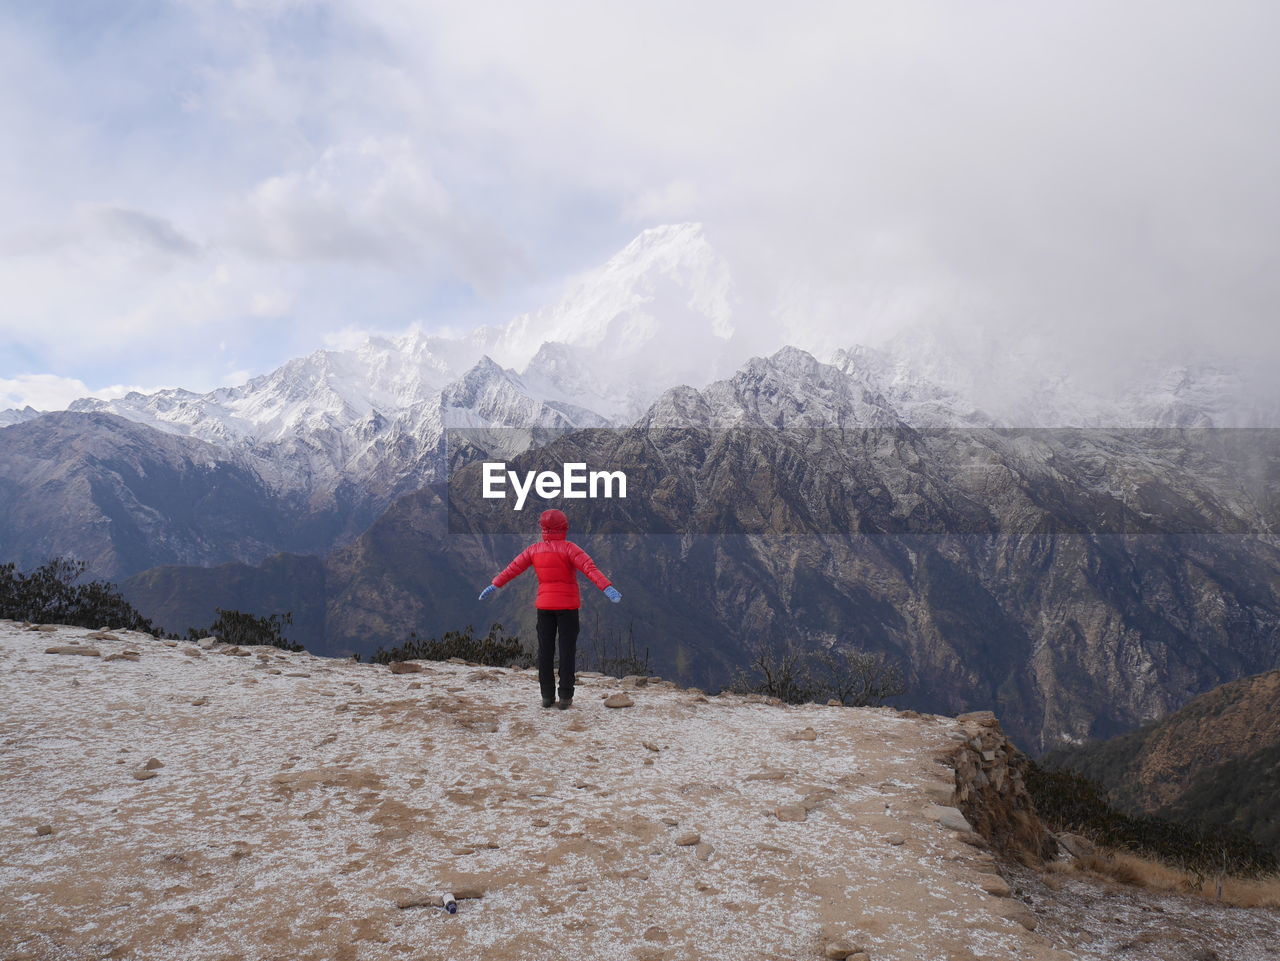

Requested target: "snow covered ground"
[{"left": 3, "top": 621, "right": 1268, "bottom": 961}]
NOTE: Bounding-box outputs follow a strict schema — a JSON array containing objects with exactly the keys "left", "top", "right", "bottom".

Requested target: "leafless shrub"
[{"left": 729, "top": 638, "right": 907, "bottom": 706}]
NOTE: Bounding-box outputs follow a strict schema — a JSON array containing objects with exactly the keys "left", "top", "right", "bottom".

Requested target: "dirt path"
[{"left": 2, "top": 621, "right": 1079, "bottom": 961}]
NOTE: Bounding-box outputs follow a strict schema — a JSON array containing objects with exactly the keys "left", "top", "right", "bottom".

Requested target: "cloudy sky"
[{"left": 2, "top": 0, "right": 1278, "bottom": 410}]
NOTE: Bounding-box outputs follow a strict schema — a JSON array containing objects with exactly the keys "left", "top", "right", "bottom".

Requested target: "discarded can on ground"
[{"left": 442, "top": 893, "right": 457, "bottom": 914}]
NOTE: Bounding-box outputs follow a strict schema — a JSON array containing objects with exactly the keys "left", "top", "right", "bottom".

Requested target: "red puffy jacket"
[{"left": 492, "top": 509, "right": 612, "bottom": 610}]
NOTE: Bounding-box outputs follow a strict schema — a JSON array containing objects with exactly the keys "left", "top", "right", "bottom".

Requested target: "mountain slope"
[
  {"left": 450, "top": 350, "right": 1280, "bottom": 752},
  {"left": 2, "top": 353, "right": 625, "bottom": 582},
  {"left": 1043, "top": 669, "right": 1280, "bottom": 851},
  {"left": 0, "top": 412, "right": 342, "bottom": 580}
]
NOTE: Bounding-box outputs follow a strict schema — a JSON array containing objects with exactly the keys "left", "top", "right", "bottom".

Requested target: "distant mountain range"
[
  {"left": 5, "top": 224, "right": 1278, "bottom": 578},
  {"left": 122, "top": 343, "right": 1280, "bottom": 754},
  {"left": 4, "top": 222, "right": 1280, "bottom": 756}
]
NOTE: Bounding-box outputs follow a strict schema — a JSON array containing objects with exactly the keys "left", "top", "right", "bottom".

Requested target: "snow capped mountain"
[
  {"left": 643, "top": 345, "right": 902, "bottom": 429},
  {"left": 7, "top": 221, "right": 1278, "bottom": 528},
  {"left": 34, "top": 223, "right": 744, "bottom": 508},
  {"left": 438, "top": 356, "right": 610, "bottom": 431},
  {"left": 479, "top": 222, "right": 736, "bottom": 360},
  {"left": 66, "top": 329, "right": 467, "bottom": 448},
  {"left": 0, "top": 406, "right": 40, "bottom": 428},
  {"left": 484, "top": 221, "right": 744, "bottom": 422},
  {"left": 833, "top": 317, "right": 1280, "bottom": 429},
  {"left": 0, "top": 411, "right": 322, "bottom": 579}
]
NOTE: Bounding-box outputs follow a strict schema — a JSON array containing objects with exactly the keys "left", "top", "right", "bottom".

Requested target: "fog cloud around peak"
[{"left": 1, "top": 1, "right": 1276, "bottom": 406}]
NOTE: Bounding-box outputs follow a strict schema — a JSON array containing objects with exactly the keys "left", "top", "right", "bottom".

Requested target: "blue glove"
[
  {"left": 604, "top": 586, "right": 622, "bottom": 603},
  {"left": 479, "top": 585, "right": 498, "bottom": 601}
]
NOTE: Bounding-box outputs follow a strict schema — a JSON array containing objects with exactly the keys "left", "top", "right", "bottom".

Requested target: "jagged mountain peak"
[
  {"left": 643, "top": 345, "right": 902, "bottom": 429},
  {"left": 0, "top": 405, "right": 44, "bottom": 428},
  {"left": 440, "top": 354, "right": 610, "bottom": 433},
  {"left": 473, "top": 222, "right": 737, "bottom": 392}
]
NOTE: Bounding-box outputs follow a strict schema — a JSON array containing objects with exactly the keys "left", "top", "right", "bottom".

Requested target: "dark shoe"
[
  {"left": 542, "top": 697, "right": 556, "bottom": 708},
  {"left": 556, "top": 697, "right": 573, "bottom": 710}
]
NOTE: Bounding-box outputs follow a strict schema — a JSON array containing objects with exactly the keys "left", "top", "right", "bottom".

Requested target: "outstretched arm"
[
  {"left": 568, "top": 542, "right": 612, "bottom": 591},
  {"left": 492, "top": 546, "right": 534, "bottom": 588}
]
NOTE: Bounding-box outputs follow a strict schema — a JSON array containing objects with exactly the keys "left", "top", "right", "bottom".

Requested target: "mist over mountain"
[{"left": 10, "top": 223, "right": 1280, "bottom": 451}]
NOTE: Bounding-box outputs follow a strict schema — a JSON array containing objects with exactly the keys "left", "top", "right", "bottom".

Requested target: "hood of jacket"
[{"left": 539, "top": 508, "right": 569, "bottom": 541}]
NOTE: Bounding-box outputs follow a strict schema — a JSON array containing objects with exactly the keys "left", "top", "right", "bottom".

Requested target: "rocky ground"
[
  {"left": 2, "top": 621, "right": 1276, "bottom": 961},
  {"left": 1003, "top": 861, "right": 1280, "bottom": 961}
]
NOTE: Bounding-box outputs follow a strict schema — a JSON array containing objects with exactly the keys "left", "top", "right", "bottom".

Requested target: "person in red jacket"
[{"left": 479, "top": 508, "right": 621, "bottom": 709}]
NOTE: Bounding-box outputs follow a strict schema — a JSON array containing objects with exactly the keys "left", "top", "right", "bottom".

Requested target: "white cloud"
[
  {"left": 2, "top": 0, "right": 1279, "bottom": 399},
  {"left": 348, "top": 0, "right": 1280, "bottom": 374},
  {"left": 249, "top": 289, "right": 294, "bottom": 318},
  {"left": 0, "top": 375, "right": 169, "bottom": 412},
  {"left": 0, "top": 375, "right": 91, "bottom": 411},
  {"left": 623, "top": 180, "right": 702, "bottom": 224},
  {"left": 224, "top": 137, "right": 523, "bottom": 290},
  {"left": 322, "top": 323, "right": 399, "bottom": 351}
]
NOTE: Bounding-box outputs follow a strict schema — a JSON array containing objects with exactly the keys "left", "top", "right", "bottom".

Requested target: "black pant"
[{"left": 536, "top": 608, "right": 579, "bottom": 701}]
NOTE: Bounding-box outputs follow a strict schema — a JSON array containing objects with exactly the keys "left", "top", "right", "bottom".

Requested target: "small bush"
[
  {"left": 370, "top": 623, "right": 530, "bottom": 668},
  {"left": 582, "top": 614, "right": 650, "bottom": 677},
  {"left": 729, "top": 638, "right": 907, "bottom": 706},
  {"left": 190, "top": 609, "right": 303, "bottom": 652},
  {"left": 0, "top": 558, "right": 159, "bottom": 633}
]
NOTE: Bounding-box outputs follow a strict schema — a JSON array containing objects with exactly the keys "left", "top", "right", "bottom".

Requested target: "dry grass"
[{"left": 1046, "top": 847, "right": 1280, "bottom": 908}]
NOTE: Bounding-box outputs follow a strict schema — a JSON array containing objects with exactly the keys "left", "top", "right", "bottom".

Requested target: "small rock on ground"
[
  {"left": 604, "top": 693, "right": 634, "bottom": 708},
  {"left": 1054, "top": 832, "right": 1096, "bottom": 859},
  {"left": 395, "top": 894, "right": 443, "bottom": 909},
  {"left": 978, "top": 875, "right": 1012, "bottom": 897},
  {"left": 1000, "top": 903, "right": 1037, "bottom": 931},
  {"left": 926, "top": 804, "right": 973, "bottom": 833}
]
